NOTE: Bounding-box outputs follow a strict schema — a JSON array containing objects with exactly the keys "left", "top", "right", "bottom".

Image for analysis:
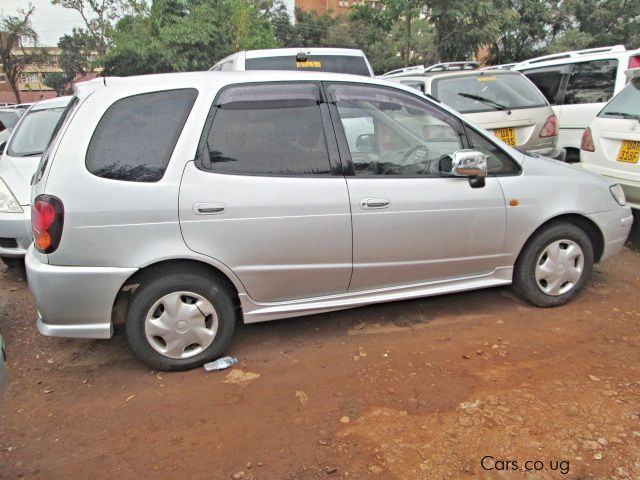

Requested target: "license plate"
[
  {"left": 494, "top": 128, "right": 516, "bottom": 146},
  {"left": 616, "top": 140, "right": 640, "bottom": 164}
]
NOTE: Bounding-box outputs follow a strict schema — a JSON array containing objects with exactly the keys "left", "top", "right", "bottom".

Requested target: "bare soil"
[{"left": 1, "top": 243, "right": 639, "bottom": 479}]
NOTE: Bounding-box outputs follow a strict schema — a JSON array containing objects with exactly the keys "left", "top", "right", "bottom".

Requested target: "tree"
[
  {"left": 564, "top": 0, "right": 640, "bottom": 48},
  {"left": 0, "top": 6, "right": 45, "bottom": 103},
  {"left": 381, "top": 0, "right": 425, "bottom": 66},
  {"left": 51, "top": 0, "right": 130, "bottom": 55},
  {"left": 43, "top": 28, "right": 96, "bottom": 95},
  {"left": 103, "top": 0, "right": 279, "bottom": 76}
]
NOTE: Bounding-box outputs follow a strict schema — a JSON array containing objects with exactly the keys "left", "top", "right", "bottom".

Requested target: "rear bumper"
[
  {"left": 587, "top": 206, "right": 634, "bottom": 263},
  {"left": 0, "top": 209, "right": 31, "bottom": 258},
  {"left": 580, "top": 163, "right": 640, "bottom": 209},
  {"left": 25, "top": 246, "right": 137, "bottom": 339}
]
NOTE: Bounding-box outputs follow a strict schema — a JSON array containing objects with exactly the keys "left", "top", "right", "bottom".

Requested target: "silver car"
[
  {"left": 387, "top": 70, "right": 562, "bottom": 158},
  {"left": 25, "top": 72, "right": 632, "bottom": 370},
  {"left": 0, "top": 96, "right": 72, "bottom": 267}
]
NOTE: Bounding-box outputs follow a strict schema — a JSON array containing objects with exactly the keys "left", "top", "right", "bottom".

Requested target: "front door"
[
  {"left": 179, "top": 83, "right": 352, "bottom": 303},
  {"left": 326, "top": 82, "right": 511, "bottom": 292}
]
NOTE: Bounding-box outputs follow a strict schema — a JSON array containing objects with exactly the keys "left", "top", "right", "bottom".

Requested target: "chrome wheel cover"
[
  {"left": 144, "top": 291, "right": 218, "bottom": 359},
  {"left": 535, "top": 239, "right": 585, "bottom": 296}
]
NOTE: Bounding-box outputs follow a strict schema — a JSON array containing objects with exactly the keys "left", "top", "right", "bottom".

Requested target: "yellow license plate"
[
  {"left": 494, "top": 127, "right": 516, "bottom": 146},
  {"left": 616, "top": 140, "right": 640, "bottom": 164}
]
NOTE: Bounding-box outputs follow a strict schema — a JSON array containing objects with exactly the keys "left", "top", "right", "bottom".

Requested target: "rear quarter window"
[{"left": 86, "top": 89, "right": 197, "bottom": 182}]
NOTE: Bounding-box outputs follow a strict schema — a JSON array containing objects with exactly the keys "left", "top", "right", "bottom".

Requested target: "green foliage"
[
  {"left": 43, "top": 72, "right": 70, "bottom": 95},
  {"left": 104, "top": 0, "right": 278, "bottom": 75}
]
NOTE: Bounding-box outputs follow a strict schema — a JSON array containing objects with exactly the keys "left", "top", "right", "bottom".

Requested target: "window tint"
[
  {"left": 328, "top": 84, "right": 464, "bottom": 177},
  {"left": 245, "top": 55, "right": 371, "bottom": 76},
  {"left": 599, "top": 77, "right": 640, "bottom": 118},
  {"left": 86, "top": 89, "right": 197, "bottom": 182},
  {"left": 432, "top": 73, "right": 548, "bottom": 113},
  {"left": 564, "top": 60, "right": 617, "bottom": 105},
  {"left": 202, "top": 83, "right": 331, "bottom": 176},
  {"left": 522, "top": 66, "right": 568, "bottom": 105},
  {"left": 466, "top": 128, "right": 520, "bottom": 175}
]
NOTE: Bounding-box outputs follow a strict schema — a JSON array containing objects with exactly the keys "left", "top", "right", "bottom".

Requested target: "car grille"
[{"left": 0, "top": 238, "right": 18, "bottom": 249}]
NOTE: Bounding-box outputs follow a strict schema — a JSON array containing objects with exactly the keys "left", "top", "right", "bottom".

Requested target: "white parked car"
[
  {"left": 0, "top": 96, "right": 73, "bottom": 267},
  {"left": 515, "top": 45, "right": 640, "bottom": 162},
  {"left": 580, "top": 70, "right": 640, "bottom": 209},
  {"left": 209, "top": 47, "right": 374, "bottom": 77}
]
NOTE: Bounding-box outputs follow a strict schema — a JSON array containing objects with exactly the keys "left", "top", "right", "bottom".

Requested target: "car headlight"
[
  {"left": 0, "top": 178, "right": 22, "bottom": 213},
  {"left": 610, "top": 184, "right": 627, "bottom": 206}
]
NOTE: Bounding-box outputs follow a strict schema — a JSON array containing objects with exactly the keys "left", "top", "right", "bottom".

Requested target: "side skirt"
[{"left": 240, "top": 267, "right": 513, "bottom": 323}]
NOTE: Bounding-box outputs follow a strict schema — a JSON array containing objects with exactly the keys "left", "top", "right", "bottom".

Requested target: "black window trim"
[
  {"left": 194, "top": 81, "right": 345, "bottom": 178},
  {"left": 85, "top": 88, "right": 198, "bottom": 183}
]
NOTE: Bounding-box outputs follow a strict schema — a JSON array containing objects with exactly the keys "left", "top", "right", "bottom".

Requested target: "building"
[
  {"left": 0, "top": 46, "right": 99, "bottom": 104},
  {"left": 295, "top": 0, "right": 382, "bottom": 16}
]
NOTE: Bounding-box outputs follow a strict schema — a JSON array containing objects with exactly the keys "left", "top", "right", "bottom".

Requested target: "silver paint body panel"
[{"left": 25, "top": 71, "right": 632, "bottom": 338}]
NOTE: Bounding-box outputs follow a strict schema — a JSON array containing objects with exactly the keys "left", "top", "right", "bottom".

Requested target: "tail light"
[
  {"left": 31, "top": 195, "right": 64, "bottom": 254},
  {"left": 580, "top": 127, "right": 595, "bottom": 152},
  {"left": 628, "top": 55, "right": 640, "bottom": 69},
  {"left": 539, "top": 115, "right": 558, "bottom": 138}
]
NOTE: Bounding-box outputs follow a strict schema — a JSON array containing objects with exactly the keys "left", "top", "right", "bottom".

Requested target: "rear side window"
[
  {"left": 86, "top": 89, "right": 197, "bottom": 182},
  {"left": 563, "top": 60, "right": 618, "bottom": 105},
  {"left": 522, "top": 66, "right": 568, "bottom": 105},
  {"left": 245, "top": 55, "right": 371, "bottom": 76},
  {"left": 200, "top": 83, "right": 331, "bottom": 176},
  {"left": 400, "top": 80, "right": 426, "bottom": 93}
]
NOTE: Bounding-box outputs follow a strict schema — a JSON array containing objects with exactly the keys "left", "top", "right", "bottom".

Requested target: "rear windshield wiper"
[
  {"left": 604, "top": 111, "right": 640, "bottom": 122},
  {"left": 458, "top": 92, "right": 512, "bottom": 114}
]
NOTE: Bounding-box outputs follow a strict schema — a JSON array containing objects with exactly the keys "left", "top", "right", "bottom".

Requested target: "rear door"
[
  {"left": 179, "top": 83, "right": 352, "bottom": 303},
  {"left": 560, "top": 59, "right": 618, "bottom": 148}
]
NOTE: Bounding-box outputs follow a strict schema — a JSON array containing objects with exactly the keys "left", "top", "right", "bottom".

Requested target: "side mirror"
[
  {"left": 356, "top": 134, "right": 377, "bottom": 154},
  {"left": 441, "top": 149, "right": 488, "bottom": 188}
]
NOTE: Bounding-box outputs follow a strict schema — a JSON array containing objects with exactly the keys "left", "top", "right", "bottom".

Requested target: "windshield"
[
  {"left": 0, "top": 111, "right": 19, "bottom": 131},
  {"left": 6, "top": 106, "right": 67, "bottom": 157},
  {"left": 245, "top": 55, "right": 371, "bottom": 76},
  {"left": 598, "top": 78, "right": 640, "bottom": 118},
  {"left": 432, "top": 73, "right": 548, "bottom": 114}
]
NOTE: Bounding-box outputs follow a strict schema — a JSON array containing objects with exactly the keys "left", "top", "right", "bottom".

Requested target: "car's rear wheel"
[
  {"left": 126, "top": 272, "right": 236, "bottom": 371},
  {"left": 513, "top": 222, "right": 594, "bottom": 307}
]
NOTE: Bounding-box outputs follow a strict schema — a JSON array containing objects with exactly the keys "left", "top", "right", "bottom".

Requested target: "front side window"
[
  {"left": 201, "top": 83, "right": 331, "bottom": 176},
  {"left": 466, "top": 128, "right": 521, "bottom": 175},
  {"left": 563, "top": 60, "right": 618, "bottom": 105},
  {"left": 432, "top": 73, "right": 548, "bottom": 113},
  {"left": 598, "top": 78, "right": 640, "bottom": 118},
  {"left": 7, "top": 106, "right": 67, "bottom": 157},
  {"left": 522, "top": 66, "right": 569, "bottom": 105},
  {"left": 86, "top": 89, "right": 197, "bottom": 182},
  {"left": 328, "top": 83, "right": 465, "bottom": 177}
]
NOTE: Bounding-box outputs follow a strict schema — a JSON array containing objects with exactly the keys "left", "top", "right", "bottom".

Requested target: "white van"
[
  {"left": 515, "top": 45, "right": 640, "bottom": 162},
  {"left": 209, "top": 48, "right": 374, "bottom": 77}
]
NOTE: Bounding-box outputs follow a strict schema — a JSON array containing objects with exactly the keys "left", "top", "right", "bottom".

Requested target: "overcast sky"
[{"left": 0, "top": 0, "right": 295, "bottom": 47}]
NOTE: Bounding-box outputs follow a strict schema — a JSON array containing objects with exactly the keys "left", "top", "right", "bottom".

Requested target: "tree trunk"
[
  {"left": 404, "top": 15, "right": 412, "bottom": 67},
  {"left": 8, "top": 75, "right": 21, "bottom": 104}
]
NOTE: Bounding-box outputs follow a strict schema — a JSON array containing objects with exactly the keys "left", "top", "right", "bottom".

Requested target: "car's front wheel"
[
  {"left": 513, "top": 222, "right": 594, "bottom": 307},
  {"left": 126, "top": 271, "right": 236, "bottom": 371}
]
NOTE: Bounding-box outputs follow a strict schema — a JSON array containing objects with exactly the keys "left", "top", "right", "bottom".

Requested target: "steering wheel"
[{"left": 400, "top": 144, "right": 429, "bottom": 166}]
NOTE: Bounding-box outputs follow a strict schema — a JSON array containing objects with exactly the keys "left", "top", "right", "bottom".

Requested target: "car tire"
[
  {"left": 126, "top": 271, "right": 236, "bottom": 371},
  {"left": 513, "top": 222, "right": 594, "bottom": 307},
  {"left": 1, "top": 257, "right": 23, "bottom": 269}
]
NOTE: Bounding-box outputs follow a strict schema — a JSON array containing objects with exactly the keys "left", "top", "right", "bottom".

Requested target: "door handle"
[
  {"left": 360, "top": 198, "right": 390, "bottom": 210},
  {"left": 193, "top": 202, "right": 226, "bottom": 215}
]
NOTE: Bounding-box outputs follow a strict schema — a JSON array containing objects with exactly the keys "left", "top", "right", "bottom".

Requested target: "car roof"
[
  {"left": 244, "top": 48, "right": 367, "bottom": 58},
  {"left": 74, "top": 70, "right": 424, "bottom": 99},
  {"left": 30, "top": 95, "right": 73, "bottom": 112},
  {"left": 393, "top": 70, "right": 523, "bottom": 81},
  {"left": 515, "top": 45, "right": 639, "bottom": 70}
]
